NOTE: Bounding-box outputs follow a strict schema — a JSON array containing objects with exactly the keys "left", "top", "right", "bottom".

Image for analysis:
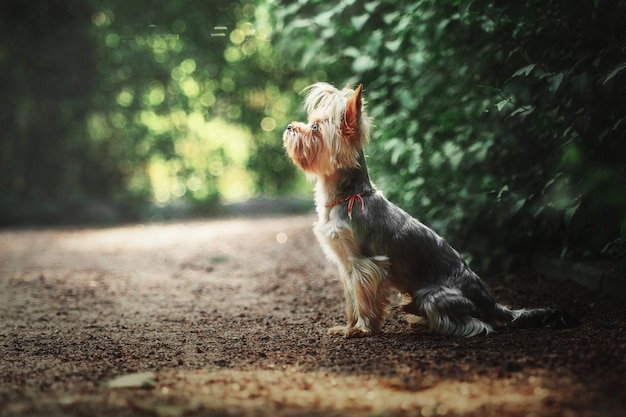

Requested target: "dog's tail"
[
  {"left": 410, "top": 284, "right": 578, "bottom": 337},
  {"left": 493, "top": 304, "right": 578, "bottom": 329}
]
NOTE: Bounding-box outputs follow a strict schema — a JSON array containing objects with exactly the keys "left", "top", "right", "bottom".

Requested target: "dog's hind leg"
[{"left": 414, "top": 285, "right": 494, "bottom": 337}]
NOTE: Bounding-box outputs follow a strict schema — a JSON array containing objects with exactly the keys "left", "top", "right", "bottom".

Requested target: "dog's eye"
[{"left": 311, "top": 124, "right": 318, "bottom": 131}]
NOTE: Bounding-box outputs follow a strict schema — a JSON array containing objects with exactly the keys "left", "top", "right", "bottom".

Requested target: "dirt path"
[{"left": 1, "top": 215, "right": 625, "bottom": 417}]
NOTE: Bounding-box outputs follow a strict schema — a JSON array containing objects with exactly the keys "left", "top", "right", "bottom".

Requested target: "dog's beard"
[
  {"left": 283, "top": 124, "right": 332, "bottom": 176},
  {"left": 283, "top": 122, "right": 361, "bottom": 177}
]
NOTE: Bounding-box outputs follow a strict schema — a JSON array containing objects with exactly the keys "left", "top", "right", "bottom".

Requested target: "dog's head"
[{"left": 283, "top": 83, "right": 370, "bottom": 176}]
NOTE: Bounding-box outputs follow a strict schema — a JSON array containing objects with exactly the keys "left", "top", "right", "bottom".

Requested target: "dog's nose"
[{"left": 287, "top": 124, "right": 293, "bottom": 131}]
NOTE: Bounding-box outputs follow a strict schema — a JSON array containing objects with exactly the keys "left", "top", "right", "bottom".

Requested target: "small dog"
[{"left": 283, "top": 82, "right": 576, "bottom": 338}]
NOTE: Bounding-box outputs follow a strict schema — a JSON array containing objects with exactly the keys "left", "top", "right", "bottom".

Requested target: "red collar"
[{"left": 325, "top": 192, "right": 369, "bottom": 220}]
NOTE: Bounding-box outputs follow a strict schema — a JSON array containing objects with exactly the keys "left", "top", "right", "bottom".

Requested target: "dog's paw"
[
  {"left": 328, "top": 325, "right": 348, "bottom": 336},
  {"left": 343, "top": 327, "right": 372, "bottom": 338},
  {"left": 327, "top": 325, "right": 372, "bottom": 338},
  {"left": 401, "top": 313, "right": 426, "bottom": 328}
]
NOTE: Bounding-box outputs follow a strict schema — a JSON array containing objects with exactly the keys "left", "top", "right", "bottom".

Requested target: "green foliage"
[
  {"left": 0, "top": 0, "right": 300, "bottom": 225},
  {"left": 274, "top": 0, "right": 626, "bottom": 269}
]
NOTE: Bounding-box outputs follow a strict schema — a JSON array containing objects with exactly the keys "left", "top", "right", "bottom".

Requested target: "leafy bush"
[{"left": 274, "top": 0, "right": 626, "bottom": 270}]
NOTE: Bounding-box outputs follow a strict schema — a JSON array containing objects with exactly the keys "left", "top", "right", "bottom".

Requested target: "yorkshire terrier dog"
[{"left": 283, "top": 82, "right": 576, "bottom": 338}]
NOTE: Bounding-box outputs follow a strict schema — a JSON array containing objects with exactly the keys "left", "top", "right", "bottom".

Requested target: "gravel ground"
[{"left": 0, "top": 214, "right": 625, "bottom": 417}]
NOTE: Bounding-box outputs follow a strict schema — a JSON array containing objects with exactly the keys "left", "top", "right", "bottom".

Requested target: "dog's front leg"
[
  {"left": 329, "top": 257, "right": 390, "bottom": 338},
  {"left": 328, "top": 275, "right": 357, "bottom": 336}
]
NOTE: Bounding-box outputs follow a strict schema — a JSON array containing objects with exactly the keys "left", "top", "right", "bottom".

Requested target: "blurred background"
[{"left": 1, "top": 0, "right": 625, "bottom": 271}]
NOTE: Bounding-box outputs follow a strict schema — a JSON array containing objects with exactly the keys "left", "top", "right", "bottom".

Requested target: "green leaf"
[
  {"left": 352, "top": 55, "right": 376, "bottom": 73},
  {"left": 511, "top": 198, "right": 526, "bottom": 215},
  {"left": 364, "top": 1, "right": 380, "bottom": 13},
  {"left": 512, "top": 64, "right": 535, "bottom": 77},
  {"left": 496, "top": 185, "right": 509, "bottom": 201},
  {"left": 313, "top": 10, "right": 335, "bottom": 27},
  {"left": 343, "top": 47, "right": 361, "bottom": 58},
  {"left": 549, "top": 73, "right": 564, "bottom": 92},
  {"left": 510, "top": 106, "right": 535, "bottom": 119},
  {"left": 383, "top": 11, "right": 400, "bottom": 25},
  {"left": 398, "top": 90, "right": 416, "bottom": 108},
  {"left": 386, "top": 139, "right": 406, "bottom": 165},
  {"left": 351, "top": 14, "right": 369, "bottom": 31},
  {"left": 385, "top": 38, "right": 402, "bottom": 52},
  {"left": 495, "top": 99, "right": 510, "bottom": 111},
  {"left": 603, "top": 62, "right": 626, "bottom": 85},
  {"left": 459, "top": 0, "right": 475, "bottom": 20}
]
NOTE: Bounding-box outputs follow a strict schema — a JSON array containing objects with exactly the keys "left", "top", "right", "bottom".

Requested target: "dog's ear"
[{"left": 341, "top": 84, "right": 363, "bottom": 144}]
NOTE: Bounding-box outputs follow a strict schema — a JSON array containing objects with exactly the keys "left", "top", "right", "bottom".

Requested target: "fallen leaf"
[{"left": 105, "top": 372, "right": 156, "bottom": 389}]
